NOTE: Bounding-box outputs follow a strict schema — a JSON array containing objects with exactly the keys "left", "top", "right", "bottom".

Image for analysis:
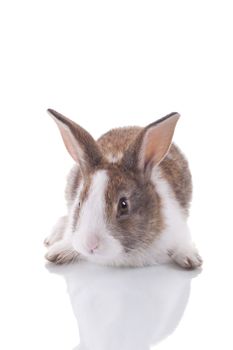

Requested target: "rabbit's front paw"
[
  {"left": 171, "top": 245, "right": 203, "bottom": 269},
  {"left": 45, "top": 240, "right": 79, "bottom": 265},
  {"left": 45, "top": 250, "right": 78, "bottom": 264}
]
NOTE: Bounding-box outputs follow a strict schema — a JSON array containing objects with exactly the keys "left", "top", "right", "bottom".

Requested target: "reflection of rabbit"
[
  {"left": 45, "top": 109, "right": 202, "bottom": 269},
  {"left": 48, "top": 262, "right": 200, "bottom": 350}
]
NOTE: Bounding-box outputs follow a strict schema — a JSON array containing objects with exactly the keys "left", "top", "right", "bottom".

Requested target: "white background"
[{"left": 0, "top": 1, "right": 233, "bottom": 349}]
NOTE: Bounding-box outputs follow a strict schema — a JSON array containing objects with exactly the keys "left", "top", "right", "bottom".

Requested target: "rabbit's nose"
[{"left": 86, "top": 236, "right": 100, "bottom": 254}]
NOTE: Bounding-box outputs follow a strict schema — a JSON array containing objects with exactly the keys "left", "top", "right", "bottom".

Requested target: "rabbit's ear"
[
  {"left": 47, "top": 109, "right": 103, "bottom": 173},
  {"left": 123, "top": 112, "right": 180, "bottom": 174}
]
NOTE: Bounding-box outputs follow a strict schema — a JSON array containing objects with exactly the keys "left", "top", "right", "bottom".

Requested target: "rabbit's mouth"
[{"left": 72, "top": 231, "right": 124, "bottom": 264}]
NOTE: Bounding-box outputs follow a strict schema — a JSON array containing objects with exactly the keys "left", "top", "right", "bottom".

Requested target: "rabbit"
[{"left": 44, "top": 109, "right": 202, "bottom": 269}]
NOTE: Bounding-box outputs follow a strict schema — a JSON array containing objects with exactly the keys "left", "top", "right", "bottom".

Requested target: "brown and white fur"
[{"left": 44, "top": 109, "right": 202, "bottom": 269}]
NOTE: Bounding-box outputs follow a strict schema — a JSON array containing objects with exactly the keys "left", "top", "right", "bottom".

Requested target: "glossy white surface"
[
  {"left": 1, "top": 0, "right": 233, "bottom": 349},
  {"left": 47, "top": 262, "right": 197, "bottom": 350},
  {"left": 1, "top": 245, "right": 233, "bottom": 349}
]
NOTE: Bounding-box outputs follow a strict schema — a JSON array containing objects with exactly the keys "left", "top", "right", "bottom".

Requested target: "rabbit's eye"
[{"left": 118, "top": 197, "right": 129, "bottom": 216}]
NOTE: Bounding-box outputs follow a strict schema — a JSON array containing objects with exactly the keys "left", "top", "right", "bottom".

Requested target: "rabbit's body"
[{"left": 45, "top": 111, "right": 202, "bottom": 269}]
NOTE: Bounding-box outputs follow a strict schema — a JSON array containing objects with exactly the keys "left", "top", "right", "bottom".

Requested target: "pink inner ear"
[
  {"left": 49, "top": 110, "right": 103, "bottom": 172},
  {"left": 56, "top": 121, "right": 84, "bottom": 164},
  {"left": 141, "top": 114, "right": 179, "bottom": 169}
]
